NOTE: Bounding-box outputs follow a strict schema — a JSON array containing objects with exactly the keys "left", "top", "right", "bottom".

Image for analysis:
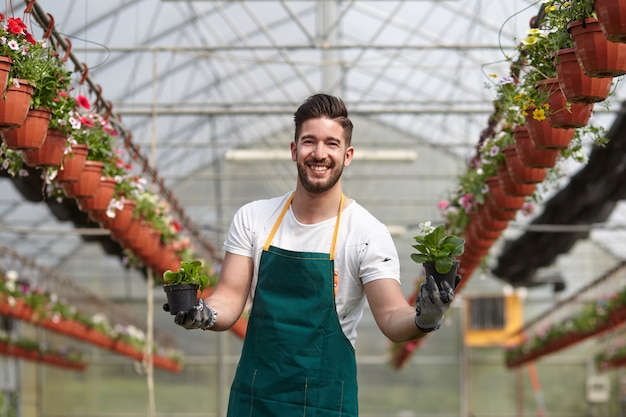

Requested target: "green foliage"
[
  {"left": 410, "top": 222, "right": 465, "bottom": 274},
  {"left": 163, "top": 260, "right": 209, "bottom": 292}
]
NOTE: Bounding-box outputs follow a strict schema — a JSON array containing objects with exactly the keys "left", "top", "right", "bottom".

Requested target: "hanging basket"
[
  {"left": 99, "top": 199, "right": 136, "bottom": 231},
  {"left": 568, "top": 18, "right": 626, "bottom": 78},
  {"left": 524, "top": 110, "right": 575, "bottom": 150},
  {"left": 555, "top": 48, "right": 613, "bottom": 103},
  {"left": 0, "top": 79, "right": 33, "bottom": 130},
  {"left": 503, "top": 145, "right": 548, "bottom": 184},
  {"left": 61, "top": 160, "right": 104, "bottom": 198},
  {"left": 595, "top": 0, "right": 626, "bottom": 43},
  {"left": 55, "top": 144, "right": 89, "bottom": 182},
  {"left": 76, "top": 177, "right": 117, "bottom": 212},
  {"left": 0, "top": 56, "right": 12, "bottom": 95},
  {"left": 2, "top": 106, "right": 50, "bottom": 150},
  {"left": 514, "top": 125, "right": 560, "bottom": 168},
  {"left": 536, "top": 78, "right": 593, "bottom": 129},
  {"left": 497, "top": 163, "right": 537, "bottom": 197},
  {"left": 22, "top": 128, "right": 67, "bottom": 168}
]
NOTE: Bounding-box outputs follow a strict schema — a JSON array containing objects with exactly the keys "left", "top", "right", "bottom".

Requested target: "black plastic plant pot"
[
  {"left": 163, "top": 284, "right": 199, "bottom": 315},
  {"left": 423, "top": 260, "right": 460, "bottom": 292}
]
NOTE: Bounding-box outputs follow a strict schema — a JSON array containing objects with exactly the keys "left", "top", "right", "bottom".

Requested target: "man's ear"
[
  {"left": 290, "top": 141, "right": 297, "bottom": 161},
  {"left": 344, "top": 146, "right": 354, "bottom": 167}
]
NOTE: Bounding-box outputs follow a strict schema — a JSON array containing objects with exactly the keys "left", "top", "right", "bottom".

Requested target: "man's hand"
[
  {"left": 414, "top": 274, "right": 461, "bottom": 333},
  {"left": 166, "top": 299, "right": 217, "bottom": 330}
]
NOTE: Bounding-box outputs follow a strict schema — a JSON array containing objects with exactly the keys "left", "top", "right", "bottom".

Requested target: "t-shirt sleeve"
[
  {"left": 358, "top": 228, "right": 401, "bottom": 285},
  {"left": 223, "top": 201, "right": 256, "bottom": 258}
]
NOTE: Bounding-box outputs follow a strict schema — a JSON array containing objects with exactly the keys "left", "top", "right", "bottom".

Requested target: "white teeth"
[{"left": 311, "top": 166, "right": 327, "bottom": 171}]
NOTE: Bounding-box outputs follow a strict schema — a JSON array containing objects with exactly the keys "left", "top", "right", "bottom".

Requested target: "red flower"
[
  {"left": 79, "top": 116, "right": 94, "bottom": 127},
  {"left": 24, "top": 32, "right": 36, "bottom": 45},
  {"left": 7, "top": 18, "right": 26, "bottom": 35},
  {"left": 76, "top": 95, "right": 90, "bottom": 110},
  {"left": 170, "top": 220, "right": 182, "bottom": 233}
]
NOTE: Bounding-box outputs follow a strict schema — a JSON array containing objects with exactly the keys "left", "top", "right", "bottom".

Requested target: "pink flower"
[
  {"left": 438, "top": 200, "right": 450, "bottom": 211},
  {"left": 76, "top": 95, "right": 90, "bottom": 110}
]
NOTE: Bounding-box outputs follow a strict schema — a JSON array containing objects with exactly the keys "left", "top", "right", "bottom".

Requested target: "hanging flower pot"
[
  {"left": 76, "top": 177, "right": 117, "bottom": 212},
  {"left": 514, "top": 125, "right": 560, "bottom": 168},
  {"left": 497, "top": 163, "right": 537, "bottom": 197},
  {"left": 476, "top": 202, "right": 509, "bottom": 232},
  {"left": 135, "top": 227, "right": 162, "bottom": 260},
  {"left": 99, "top": 199, "right": 136, "bottom": 231},
  {"left": 524, "top": 110, "right": 575, "bottom": 150},
  {"left": 22, "top": 128, "right": 67, "bottom": 168},
  {"left": 595, "top": 0, "right": 626, "bottom": 43},
  {"left": 0, "top": 79, "right": 34, "bottom": 130},
  {"left": 568, "top": 18, "right": 626, "bottom": 78},
  {"left": 503, "top": 145, "right": 548, "bottom": 184},
  {"left": 61, "top": 160, "right": 104, "bottom": 198},
  {"left": 110, "top": 217, "right": 141, "bottom": 245},
  {"left": 486, "top": 176, "right": 525, "bottom": 212},
  {"left": 555, "top": 48, "right": 613, "bottom": 103},
  {"left": 0, "top": 56, "right": 12, "bottom": 95},
  {"left": 55, "top": 144, "right": 89, "bottom": 182},
  {"left": 2, "top": 106, "right": 50, "bottom": 150},
  {"left": 536, "top": 78, "right": 593, "bottom": 129}
]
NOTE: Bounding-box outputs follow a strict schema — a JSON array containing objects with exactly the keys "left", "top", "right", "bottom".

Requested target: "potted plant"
[
  {"left": 162, "top": 260, "right": 210, "bottom": 315},
  {"left": 410, "top": 221, "right": 465, "bottom": 290}
]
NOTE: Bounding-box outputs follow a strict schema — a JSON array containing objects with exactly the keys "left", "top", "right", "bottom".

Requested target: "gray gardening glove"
[
  {"left": 172, "top": 298, "right": 217, "bottom": 330},
  {"left": 414, "top": 274, "right": 460, "bottom": 333}
]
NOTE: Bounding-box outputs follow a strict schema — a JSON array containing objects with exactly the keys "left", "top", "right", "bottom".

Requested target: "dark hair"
[{"left": 293, "top": 93, "right": 353, "bottom": 146}]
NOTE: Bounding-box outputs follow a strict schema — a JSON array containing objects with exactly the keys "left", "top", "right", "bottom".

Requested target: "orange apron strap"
[
  {"left": 329, "top": 194, "right": 344, "bottom": 261},
  {"left": 263, "top": 193, "right": 294, "bottom": 251}
]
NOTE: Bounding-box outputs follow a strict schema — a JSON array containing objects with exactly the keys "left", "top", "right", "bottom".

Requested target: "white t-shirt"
[{"left": 223, "top": 192, "right": 401, "bottom": 345}]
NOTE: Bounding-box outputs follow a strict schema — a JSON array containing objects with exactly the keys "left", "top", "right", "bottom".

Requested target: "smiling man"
[{"left": 170, "top": 93, "right": 460, "bottom": 417}]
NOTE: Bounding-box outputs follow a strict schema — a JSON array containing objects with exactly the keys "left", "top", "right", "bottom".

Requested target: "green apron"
[{"left": 227, "top": 193, "right": 358, "bottom": 417}]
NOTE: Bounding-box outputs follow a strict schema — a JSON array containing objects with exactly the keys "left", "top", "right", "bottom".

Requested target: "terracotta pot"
[
  {"left": 486, "top": 176, "right": 525, "bottom": 212},
  {"left": 555, "top": 48, "right": 613, "bottom": 103},
  {"left": 0, "top": 56, "right": 12, "bottom": 95},
  {"left": 61, "top": 160, "right": 104, "bottom": 198},
  {"left": 503, "top": 145, "right": 548, "bottom": 184},
  {"left": 111, "top": 217, "right": 141, "bottom": 245},
  {"left": 77, "top": 177, "right": 117, "bottom": 212},
  {"left": 536, "top": 78, "right": 593, "bottom": 129},
  {"left": 148, "top": 244, "right": 181, "bottom": 275},
  {"left": 568, "top": 18, "right": 626, "bottom": 78},
  {"left": 524, "top": 110, "right": 575, "bottom": 150},
  {"left": 0, "top": 79, "right": 33, "bottom": 130},
  {"left": 56, "top": 144, "right": 89, "bottom": 182},
  {"left": 497, "top": 164, "right": 537, "bottom": 197},
  {"left": 135, "top": 227, "right": 162, "bottom": 259},
  {"left": 22, "top": 128, "right": 67, "bottom": 167},
  {"left": 486, "top": 197, "right": 519, "bottom": 221},
  {"left": 514, "top": 125, "right": 560, "bottom": 168},
  {"left": 477, "top": 203, "right": 509, "bottom": 232},
  {"left": 595, "top": 0, "right": 626, "bottom": 43},
  {"left": 100, "top": 199, "right": 136, "bottom": 231},
  {"left": 2, "top": 107, "right": 51, "bottom": 150}
]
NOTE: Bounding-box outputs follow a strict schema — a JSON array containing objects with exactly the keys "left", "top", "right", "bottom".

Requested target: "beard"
[{"left": 296, "top": 158, "right": 344, "bottom": 194}]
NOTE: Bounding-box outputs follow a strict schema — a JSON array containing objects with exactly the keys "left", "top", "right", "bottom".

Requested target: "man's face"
[{"left": 291, "top": 118, "right": 354, "bottom": 194}]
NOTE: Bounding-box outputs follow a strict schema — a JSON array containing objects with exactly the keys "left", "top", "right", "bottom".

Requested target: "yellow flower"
[{"left": 532, "top": 107, "right": 547, "bottom": 121}]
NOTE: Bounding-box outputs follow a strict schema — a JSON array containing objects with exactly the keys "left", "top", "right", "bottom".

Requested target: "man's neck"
[{"left": 291, "top": 186, "right": 346, "bottom": 225}]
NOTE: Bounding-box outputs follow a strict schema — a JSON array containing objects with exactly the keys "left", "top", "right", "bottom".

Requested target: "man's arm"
[
  {"left": 365, "top": 275, "right": 456, "bottom": 342},
  {"left": 203, "top": 251, "right": 254, "bottom": 331},
  {"left": 364, "top": 279, "right": 423, "bottom": 343}
]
